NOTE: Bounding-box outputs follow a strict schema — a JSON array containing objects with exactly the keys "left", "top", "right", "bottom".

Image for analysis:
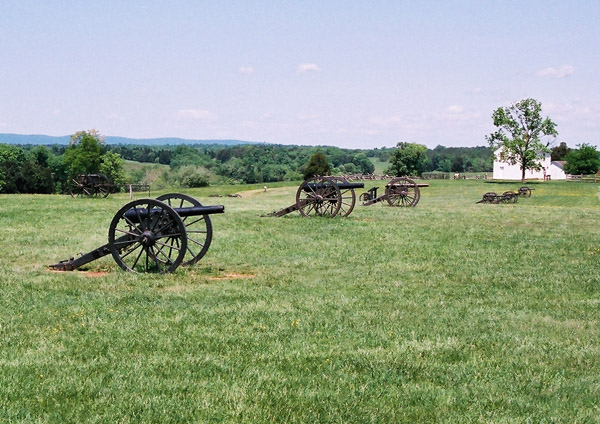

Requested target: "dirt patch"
[
  {"left": 85, "top": 271, "right": 109, "bottom": 277},
  {"left": 209, "top": 272, "right": 255, "bottom": 280},
  {"left": 47, "top": 269, "right": 110, "bottom": 277}
]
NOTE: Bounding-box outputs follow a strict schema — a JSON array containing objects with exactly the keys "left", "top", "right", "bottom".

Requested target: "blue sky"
[{"left": 1, "top": 0, "right": 598, "bottom": 149}]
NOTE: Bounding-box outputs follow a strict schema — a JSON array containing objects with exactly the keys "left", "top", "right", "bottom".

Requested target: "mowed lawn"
[{"left": 1, "top": 180, "right": 599, "bottom": 422}]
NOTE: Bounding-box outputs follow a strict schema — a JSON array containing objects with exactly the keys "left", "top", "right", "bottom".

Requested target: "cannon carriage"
[
  {"left": 358, "top": 177, "right": 426, "bottom": 207},
  {"left": 50, "top": 193, "right": 224, "bottom": 273},
  {"left": 270, "top": 176, "right": 365, "bottom": 218},
  {"left": 68, "top": 173, "right": 116, "bottom": 198}
]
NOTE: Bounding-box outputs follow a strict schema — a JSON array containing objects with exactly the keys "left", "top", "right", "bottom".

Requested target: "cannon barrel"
[
  {"left": 123, "top": 204, "right": 224, "bottom": 223},
  {"left": 305, "top": 182, "right": 364, "bottom": 191}
]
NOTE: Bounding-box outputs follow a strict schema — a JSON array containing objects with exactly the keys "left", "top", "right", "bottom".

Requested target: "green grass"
[{"left": 1, "top": 180, "right": 599, "bottom": 422}]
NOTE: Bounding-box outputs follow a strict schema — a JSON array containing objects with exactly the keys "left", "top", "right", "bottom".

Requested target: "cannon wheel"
[
  {"left": 359, "top": 192, "right": 370, "bottom": 205},
  {"left": 385, "top": 177, "right": 420, "bottom": 207},
  {"left": 519, "top": 186, "right": 532, "bottom": 197},
  {"left": 296, "top": 176, "right": 342, "bottom": 217},
  {"left": 108, "top": 198, "right": 188, "bottom": 273},
  {"left": 329, "top": 176, "right": 356, "bottom": 217},
  {"left": 156, "top": 193, "right": 213, "bottom": 266}
]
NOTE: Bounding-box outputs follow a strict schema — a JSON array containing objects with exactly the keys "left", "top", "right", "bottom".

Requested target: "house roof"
[{"left": 552, "top": 161, "right": 566, "bottom": 169}]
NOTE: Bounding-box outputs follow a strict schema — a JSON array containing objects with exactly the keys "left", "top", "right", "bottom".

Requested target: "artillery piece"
[
  {"left": 50, "top": 193, "right": 224, "bottom": 273},
  {"left": 477, "top": 186, "right": 533, "bottom": 204},
  {"left": 359, "top": 177, "right": 426, "bottom": 207},
  {"left": 270, "top": 176, "right": 364, "bottom": 217},
  {"left": 68, "top": 173, "right": 116, "bottom": 198}
]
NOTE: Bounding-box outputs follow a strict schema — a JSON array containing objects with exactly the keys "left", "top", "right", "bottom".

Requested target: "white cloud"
[
  {"left": 106, "top": 112, "right": 124, "bottom": 121},
  {"left": 439, "top": 105, "right": 481, "bottom": 121},
  {"left": 176, "top": 109, "right": 218, "bottom": 121},
  {"left": 239, "top": 66, "right": 254, "bottom": 74},
  {"left": 536, "top": 65, "right": 575, "bottom": 78},
  {"left": 297, "top": 63, "right": 321, "bottom": 73}
]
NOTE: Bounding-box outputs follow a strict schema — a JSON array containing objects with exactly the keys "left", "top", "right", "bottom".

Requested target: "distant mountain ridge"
[{"left": 0, "top": 133, "right": 257, "bottom": 146}]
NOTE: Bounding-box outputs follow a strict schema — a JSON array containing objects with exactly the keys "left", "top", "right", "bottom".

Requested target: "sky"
[{"left": 1, "top": 0, "right": 599, "bottom": 149}]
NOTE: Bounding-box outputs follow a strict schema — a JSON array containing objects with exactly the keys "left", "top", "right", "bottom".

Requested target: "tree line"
[{"left": 2, "top": 115, "right": 598, "bottom": 193}]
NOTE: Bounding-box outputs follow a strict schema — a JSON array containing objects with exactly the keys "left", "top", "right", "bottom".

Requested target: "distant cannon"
[
  {"left": 476, "top": 186, "right": 533, "bottom": 204},
  {"left": 50, "top": 193, "right": 224, "bottom": 273},
  {"left": 269, "top": 176, "right": 364, "bottom": 217},
  {"left": 67, "top": 173, "right": 116, "bottom": 198},
  {"left": 359, "top": 177, "right": 427, "bottom": 207}
]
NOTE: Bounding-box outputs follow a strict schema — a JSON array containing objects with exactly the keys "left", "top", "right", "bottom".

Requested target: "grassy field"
[{"left": 1, "top": 180, "right": 599, "bottom": 422}]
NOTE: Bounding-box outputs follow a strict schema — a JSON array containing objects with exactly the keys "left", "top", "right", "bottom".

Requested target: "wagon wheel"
[
  {"left": 67, "top": 179, "right": 83, "bottom": 197},
  {"left": 385, "top": 177, "right": 420, "bottom": 207},
  {"left": 329, "top": 176, "right": 356, "bottom": 217},
  {"left": 108, "top": 198, "right": 188, "bottom": 273},
  {"left": 98, "top": 186, "right": 110, "bottom": 198},
  {"left": 519, "top": 186, "right": 532, "bottom": 197},
  {"left": 296, "top": 176, "right": 342, "bottom": 217},
  {"left": 98, "top": 175, "right": 112, "bottom": 197},
  {"left": 156, "top": 193, "right": 213, "bottom": 266},
  {"left": 82, "top": 184, "right": 94, "bottom": 197}
]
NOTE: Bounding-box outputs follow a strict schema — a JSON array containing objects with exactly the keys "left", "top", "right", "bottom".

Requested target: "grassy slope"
[{"left": 0, "top": 180, "right": 599, "bottom": 422}]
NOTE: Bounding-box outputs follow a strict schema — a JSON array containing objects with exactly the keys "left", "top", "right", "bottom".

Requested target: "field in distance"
[{"left": 0, "top": 179, "right": 598, "bottom": 422}]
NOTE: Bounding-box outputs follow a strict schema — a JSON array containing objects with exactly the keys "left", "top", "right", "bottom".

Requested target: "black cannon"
[
  {"left": 270, "top": 176, "right": 364, "bottom": 217},
  {"left": 359, "top": 177, "right": 427, "bottom": 207},
  {"left": 50, "top": 193, "right": 224, "bottom": 273}
]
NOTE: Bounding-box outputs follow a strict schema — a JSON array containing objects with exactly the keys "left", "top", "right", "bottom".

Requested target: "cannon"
[
  {"left": 517, "top": 186, "right": 534, "bottom": 197},
  {"left": 68, "top": 173, "right": 116, "bottom": 198},
  {"left": 477, "top": 186, "right": 533, "bottom": 204},
  {"left": 270, "top": 176, "right": 364, "bottom": 217},
  {"left": 358, "top": 177, "right": 427, "bottom": 207},
  {"left": 477, "top": 191, "right": 517, "bottom": 204},
  {"left": 50, "top": 193, "right": 224, "bottom": 273}
]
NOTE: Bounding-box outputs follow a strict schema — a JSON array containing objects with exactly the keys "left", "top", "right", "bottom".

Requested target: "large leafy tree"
[
  {"left": 62, "top": 130, "right": 105, "bottom": 179},
  {"left": 563, "top": 144, "right": 600, "bottom": 175},
  {"left": 487, "top": 98, "right": 558, "bottom": 182},
  {"left": 386, "top": 142, "right": 428, "bottom": 177}
]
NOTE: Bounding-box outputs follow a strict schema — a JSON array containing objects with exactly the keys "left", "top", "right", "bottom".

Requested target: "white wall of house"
[{"left": 493, "top": 148, "right": 566, "bottom": 180}]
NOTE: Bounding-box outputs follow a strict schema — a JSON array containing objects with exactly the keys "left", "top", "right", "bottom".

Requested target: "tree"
[
  {"left": 0, "top": 144, "right": 54, "bottom": 194},
  {"left": 353, "top": 153, "right": 375, "bottom": 174},
  {"left": 487, "top": 98, "right": 558, "bottom": 182},
  {"left": 303, "top": 152, "right": 332, "bottom": 179},
  {"left": 451, "top": 156, "right": 464, "bottom": 173},
  {"left": 99, "top": 151, "right": 125, "bottom": 186},
  {"left": 62, "top": 130, "right": 105, "bottom": 179},
  {"left": 551, "top": 141, "right": 570, "bottom": 161},
  {"left": 563, "top": 144, "right": 600, "bottom": 175},
  {"left": 386, "top": 142, "right": 428, "bottom": 177}
]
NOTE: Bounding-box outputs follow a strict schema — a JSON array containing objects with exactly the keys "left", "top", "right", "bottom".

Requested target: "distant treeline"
[
  {"left": 0, "top": 141, "right": 493, "bottom": 193},
  {"left": 108, "top": 143, "right": 493, "bottom": 182}
]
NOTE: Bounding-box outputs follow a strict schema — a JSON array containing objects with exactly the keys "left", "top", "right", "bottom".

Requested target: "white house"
[{"left": 493, "top": 148, "right": 566, "bottom": 180}]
